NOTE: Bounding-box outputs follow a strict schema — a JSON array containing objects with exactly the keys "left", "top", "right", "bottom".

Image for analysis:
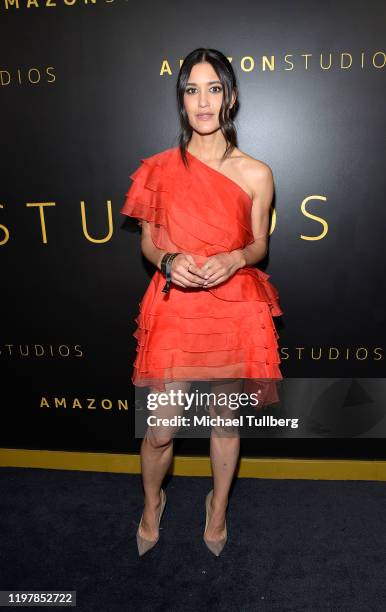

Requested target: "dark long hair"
[{"left": 176, "top": 48, "right": 239, "bottom": 167}]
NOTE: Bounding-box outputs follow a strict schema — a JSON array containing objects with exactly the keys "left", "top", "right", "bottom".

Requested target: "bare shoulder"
[
  {"left": 231, "top": 147, "right": 273, "bottom": 180},
  {"left": 228, "top": 147, "right": 273, "bottom": 199}
]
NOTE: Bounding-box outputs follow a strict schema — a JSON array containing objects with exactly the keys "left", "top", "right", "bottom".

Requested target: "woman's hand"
[
  {"left": 200, "top": 251, "right": 245, "bottom": 288},
  {"left": 169, "top": 253, "right": 207, "bottom": 289}
]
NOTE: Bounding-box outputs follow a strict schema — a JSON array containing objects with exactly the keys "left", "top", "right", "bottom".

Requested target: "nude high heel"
[
  {"left": 136, "top": 488, "right": 166, "bottom": 557},
  {"left": 203, "top": 489, "right": 227, "bottom": 557}
]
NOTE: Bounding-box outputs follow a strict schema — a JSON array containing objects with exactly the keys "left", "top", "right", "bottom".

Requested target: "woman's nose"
[{"left": 198, "top": 94, "right": 209, "bottom": 107}]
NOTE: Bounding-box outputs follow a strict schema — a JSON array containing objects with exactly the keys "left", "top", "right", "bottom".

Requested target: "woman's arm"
[
  {"left": 230, "top": 162, "right": 274, "bottom": 269},
  {"left": 139, "top": 220, "right": 167, "bottom": 270},
  {"left": 138, "top": 220, "right": 206, "bottom": 287}
]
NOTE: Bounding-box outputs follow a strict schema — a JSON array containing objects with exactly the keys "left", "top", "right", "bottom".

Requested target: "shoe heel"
[
  {"left": 203, "top": 489, "right": 227, "bottom": 557},
  {"left": 136, "top": 488, "right": 166, "bottom": 557}
]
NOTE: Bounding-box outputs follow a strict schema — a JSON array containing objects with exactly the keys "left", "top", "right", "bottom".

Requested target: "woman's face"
[{"left": 183, "top": 61, "right": 233, "bottom": 135}]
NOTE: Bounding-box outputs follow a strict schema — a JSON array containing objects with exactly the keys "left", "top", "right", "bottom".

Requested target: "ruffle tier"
[
  {"left": 121, "top": 157, "right": 168, "bottom": 228},
  {"left": 130, "top": 271, "right": 283, "bottom": 406}
]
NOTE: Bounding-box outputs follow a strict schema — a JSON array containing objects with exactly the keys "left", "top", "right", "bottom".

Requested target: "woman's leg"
[
  {"left": 139, "top": 380, "right": 191, "bottom": 540},
  {"left": 206, "top": 379, "right": 243, "bottom": 540}
]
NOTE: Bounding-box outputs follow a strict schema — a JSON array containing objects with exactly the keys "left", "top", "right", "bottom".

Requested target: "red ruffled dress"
[{"left": 120, "top": 146, "right": 283, "bottom": 407}]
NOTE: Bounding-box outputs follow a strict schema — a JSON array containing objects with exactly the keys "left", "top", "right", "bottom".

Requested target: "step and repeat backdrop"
[{"left": 1, "top": 0, "right": 385, "bottom": 458}]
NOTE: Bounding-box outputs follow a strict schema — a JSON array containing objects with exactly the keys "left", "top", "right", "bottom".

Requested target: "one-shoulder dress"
[{"left": 120, "top": 146, "right": 283, "bottom": 407}]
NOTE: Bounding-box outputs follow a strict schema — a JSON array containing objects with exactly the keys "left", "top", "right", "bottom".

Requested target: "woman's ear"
[{"left": 229, "top": 94, "right": 236, "bottom": 110}]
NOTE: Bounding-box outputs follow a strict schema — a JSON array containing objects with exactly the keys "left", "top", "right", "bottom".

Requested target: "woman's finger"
[
  {"left": 179, "top": 263, "right": 207, "bottom": 285},
  {"left": 204, "top": 273, "right": 228, "bottom": 287},
  {"left": 173, "top": 271, "right": 203, "bottom": 288},
  {"left": 189, "top": 264, "right": 207, "bottom": 278}
]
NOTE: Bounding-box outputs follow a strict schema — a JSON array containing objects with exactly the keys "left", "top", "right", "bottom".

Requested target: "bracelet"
[{"left": 160, "top": 252, "right": 181, "bottom": 293}]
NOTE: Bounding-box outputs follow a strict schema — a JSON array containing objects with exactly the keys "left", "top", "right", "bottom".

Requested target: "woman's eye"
[{"left": 185, "top": 86, "right": 223, "bottom": 95}]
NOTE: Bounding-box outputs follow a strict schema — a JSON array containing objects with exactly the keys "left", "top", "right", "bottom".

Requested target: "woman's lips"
[{"left": 197, "top": 114, "right": 214, "bottom": 120}]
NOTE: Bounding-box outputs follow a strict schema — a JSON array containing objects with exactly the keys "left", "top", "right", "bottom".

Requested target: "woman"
[{"left": 121, "top": 48, "right": 283, "bottom": 557}]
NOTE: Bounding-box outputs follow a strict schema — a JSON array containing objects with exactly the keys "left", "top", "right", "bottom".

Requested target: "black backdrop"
[{"left": 1, "top": 0, "right": 385, "bottom": 458}]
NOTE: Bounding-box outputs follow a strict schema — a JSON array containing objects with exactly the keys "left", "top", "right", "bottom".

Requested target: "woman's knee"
[{"left": 145, "top": 430, "right": 174, "bottom": 449}]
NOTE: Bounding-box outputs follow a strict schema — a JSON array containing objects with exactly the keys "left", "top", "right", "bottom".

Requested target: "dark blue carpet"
[{"left": 1, "top": 467, "right": 386, "bottom": 611}]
